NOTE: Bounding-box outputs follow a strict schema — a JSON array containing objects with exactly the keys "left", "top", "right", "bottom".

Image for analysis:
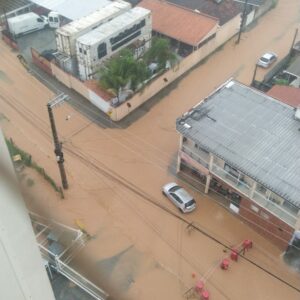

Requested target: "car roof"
[
  {"left": 174, "top": 188, "right": 193, "bottom": 203},
  {"left": 262, "top": 52, "right": 274, "bottom": 59}
]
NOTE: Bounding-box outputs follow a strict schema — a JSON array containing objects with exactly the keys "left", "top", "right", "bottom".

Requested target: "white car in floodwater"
[
  {"left": 257, "top": 52, "right": 277, "bottom": 68},
  {"left": 162, "top": 183, "right": 196, "bottom": 213}
]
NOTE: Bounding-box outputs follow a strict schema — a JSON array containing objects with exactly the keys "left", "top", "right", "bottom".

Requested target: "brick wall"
[{"left": 239, "top": 197, "right": 294, "bottom": 250}]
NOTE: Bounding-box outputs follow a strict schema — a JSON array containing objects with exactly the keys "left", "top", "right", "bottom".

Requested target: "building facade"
[{"left": 176, "top": 80, "right": 300, "bottom": 249}]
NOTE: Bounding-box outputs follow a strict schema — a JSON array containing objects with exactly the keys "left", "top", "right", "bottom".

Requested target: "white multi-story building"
[
  {"left": 55, "top": 0, "right": 131, "bottom": 73},
  {"left": 76, "top": 7, "right": 152, "bottom": 80},
  {"left": 176, "top": 80, "right": 300, "bottom": 249}
]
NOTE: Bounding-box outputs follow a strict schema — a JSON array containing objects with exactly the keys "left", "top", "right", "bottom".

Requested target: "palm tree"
[
  {"left": 99, "top": 49, "right": 150, "bottom": 98},
  {"left": 144, "top": 37, "right": 177, "bottom": 70}
]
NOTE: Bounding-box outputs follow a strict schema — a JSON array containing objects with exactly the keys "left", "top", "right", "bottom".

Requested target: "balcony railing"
[
  {"left": 180, "top": 146, "right": 298, "bottom": 226},
  {"left": 211, "top": 164, "right": 297, "bottom": 226},
  {"left": 182, "top": 145, "right": 209, "bottom": 168}
]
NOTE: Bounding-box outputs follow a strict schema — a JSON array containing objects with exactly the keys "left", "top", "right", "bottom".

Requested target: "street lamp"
[{"left": 47, "top": 93, "right": 69, "bottom": 189}]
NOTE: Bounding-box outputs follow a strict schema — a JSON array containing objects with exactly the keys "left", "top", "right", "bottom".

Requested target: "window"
[
  {"left": 110, "top": 19, "right": 145, "bottom": 45},
  {"left": 111, "top": 31, "right": 141, "bottom": 52},
  {"left": 172, "top": 194, "right": 183, "bottom": 204},
  {"left": 79, "top": 48, "right": 82, "bottom": 53},
  {"left": 283, "top": 200, "right": 299, "bottom": 216},
  {"left": 37, "top": 18, "right": 43, "bottom": 23},
  {"left": 83, "top": 50, "right": 87, "bottom": 55},
  {"left": 224, "top": 163, "right": 240, "bottom": 179},
  {"left": 97, "top": 43, "right": 107, "bottom": 59},
  {"left": 49, "top": 16, "right": 53, "bottom": 22},
  {"left": 230, "top": 193, "right": 241, "bottom": 207}
]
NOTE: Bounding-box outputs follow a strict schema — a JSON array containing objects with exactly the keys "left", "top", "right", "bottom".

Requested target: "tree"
[
  {"left": 144, "top": 37, "right": 177, "bottom": 70},
  {"left": 99, "top": 49, "right": 149, "bottom": 97}
]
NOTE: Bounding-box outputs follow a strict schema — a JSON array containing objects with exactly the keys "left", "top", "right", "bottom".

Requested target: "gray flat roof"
[
  {"left": 77, "top": 7, "right": 150, "bottom": 46},
  {"left": 285, "top": 56, "right": 300, "bottom": 78},
  {"left": 176, "top": 80, "right": 300, "bottom": 208}
]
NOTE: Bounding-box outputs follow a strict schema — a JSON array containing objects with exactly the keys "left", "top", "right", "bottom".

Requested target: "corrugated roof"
[
  {"left": 176, "top": 81, "right": 300, "bottom": 208},
  {"left": 267, "top": 85, "right": 300, "bottom": 108},
  {"left": 167, "top": 0, "right": 241, "bottom": 25},
  {"left": 77, "top": 7, "right": 150, "bottom": 46},
  {"left": 138, "top": 0, "right": 218, "bottom": 47},
  {"left": 29, "top": 0, "right": 111, "bottom": 20}
]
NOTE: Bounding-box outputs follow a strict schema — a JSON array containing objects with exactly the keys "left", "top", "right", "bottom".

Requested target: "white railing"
[
  {"left": 30, "top": 213, "right": 109, "bottom": 299},
  {"left": 211, "top": 164, "right": 297, "bottom": 226},
  {"left": 182, "top": 145, "right": 209, "bottom": 168},
  {"left": 56, "top": 260, "right": 108, "bottom": 300}
]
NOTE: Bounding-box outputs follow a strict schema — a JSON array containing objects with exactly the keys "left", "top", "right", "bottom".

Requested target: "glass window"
[
  {"left": 97, "top": 43, "right": 107, "bottom": 59},
  {"left": 172, "top": 194, "right": 183, "bottom": 204}
]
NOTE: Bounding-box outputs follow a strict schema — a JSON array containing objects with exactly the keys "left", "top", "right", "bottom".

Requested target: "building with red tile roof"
[{"left": 138, "top": 0, "right": 218, "bottom": 48}]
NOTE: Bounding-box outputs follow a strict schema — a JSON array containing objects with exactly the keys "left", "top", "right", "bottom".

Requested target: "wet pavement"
[{"left": 0, "top": 1, "right": 300, "bottom": 299}]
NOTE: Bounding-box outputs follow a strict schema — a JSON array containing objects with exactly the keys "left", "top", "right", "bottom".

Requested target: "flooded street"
[{"left": 1, "top": 0, "right": 300, "bottom": 299}]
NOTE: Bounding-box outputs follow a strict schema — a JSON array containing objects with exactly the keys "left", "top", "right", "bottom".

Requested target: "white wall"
[{"left": 0, "top": 131, "right": 55, "bottom": 300}]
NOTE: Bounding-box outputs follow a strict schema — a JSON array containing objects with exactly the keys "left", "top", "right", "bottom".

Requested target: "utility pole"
[
  {"left": 251, "top": 63, "right": 258, "bottom": 86},
  {"left": 289, "top": 28, "right": 299, "bottom": 55},
  {"left": 236, "top": 0, "right": 249, "bottom": 44},
  {"left": 47, "top": 94, "right": 69, "bottom": 190}
]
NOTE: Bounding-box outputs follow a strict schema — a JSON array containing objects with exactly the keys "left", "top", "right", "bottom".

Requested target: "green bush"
[{"left": 5, "top": 138, "right": 62, "bottom": 197}]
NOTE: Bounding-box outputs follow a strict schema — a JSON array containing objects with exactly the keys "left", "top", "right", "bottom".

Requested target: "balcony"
[
  {"left": 181, "top": 145, "right": 209, "bottom": 169},
  {"left": 211, "top": 164, "right": 297, "bottom": 227}
]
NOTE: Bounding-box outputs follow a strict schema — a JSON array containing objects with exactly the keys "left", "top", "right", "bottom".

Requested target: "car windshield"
[
  {"left": 185, "top": 200, "right": 195, "bottom": 208},
  {"left": 260, "top": 57, "right": 269, "bottom": 63},
  {"left": 169, "top": 185, "right": 181, "bottom": 193}
]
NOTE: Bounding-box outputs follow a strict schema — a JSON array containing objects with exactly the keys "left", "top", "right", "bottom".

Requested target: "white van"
[
  {"left": 48, "top": 11, "right": 60, "bottom": 28},
  {"left": 7, "top": 12, "right": 48, "bottom": 37}
]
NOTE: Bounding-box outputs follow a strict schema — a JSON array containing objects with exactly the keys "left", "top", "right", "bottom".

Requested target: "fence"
[{"left": 31, "top": 48, "right": 53, "bottom": 75}]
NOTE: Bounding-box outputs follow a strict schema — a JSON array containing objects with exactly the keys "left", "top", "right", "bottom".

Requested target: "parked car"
[
  {"left": 257, "top": 52, "right": 277, "bottom": 68},
  {"left": 162, "top": 183, "right": 196, "bottom": 213}
]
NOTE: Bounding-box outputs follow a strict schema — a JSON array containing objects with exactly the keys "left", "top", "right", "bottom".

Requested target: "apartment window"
[
  {"left": 283, "top": 200, "right": 299, "bottom": 216},
  {"left": 224, "top": 163, "right": 240, "bottom": 179},
  {"left": 111, "top": 31, "right": 141, "bottom": 52},
  {"left": 256, "top": 183, "right": 267, "bottom": 195},
  {"left": 97, "top": 42, "right": 107, "bottom": 59},
  {"left": 110, "top": 19, "right": 145, "bottom": 45},
  {"left": 84, "top": 50, "right": 87, "bottom": 55},
  {"left": 79, "top": 48, "right": 82, "bottom": 53}
]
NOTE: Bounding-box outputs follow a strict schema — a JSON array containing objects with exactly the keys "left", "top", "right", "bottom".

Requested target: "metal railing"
[
  {"left": 211, "top": 165, "right": 297, "bottom": 226},
  {"left": 56, "top": 260, "right": 108, "bottom": 300},
  {"left": 30, "top": 213, "right": 108, "bottom": 299},
  {"left": 182, "top": 145, "right": 209, "bottom": 168}
]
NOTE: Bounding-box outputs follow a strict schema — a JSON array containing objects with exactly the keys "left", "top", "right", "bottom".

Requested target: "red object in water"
[
  {"left": 195, "top": 280, "right": 204, "bottom": 293},
  {"left": 201, "top": 290, "right": 210, "bottom": 300},
  {"left": 220, "top": 258, "right": 230, "bottom": 270},
  {"left": 243, "top": 239, "right": 253, "bottom": 251},
  {"left": 230, "top": 249, "right": 238, "bottom": 261}
]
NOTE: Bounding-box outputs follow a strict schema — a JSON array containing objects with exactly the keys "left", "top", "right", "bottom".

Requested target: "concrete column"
[
  {"left": 208, "top": 154, "right": 214, "bottom": 172},
  {"left": 205, "top": 174, "right": 211, "bottom": 194},
  {"left": 176, "top": 135, "right": 183, "bottom": 173},
  {"left": 249, "top": 182, "right": 257, "bottom": 199}
]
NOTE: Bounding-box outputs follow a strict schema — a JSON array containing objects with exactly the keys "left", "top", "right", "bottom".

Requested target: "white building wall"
[
  {"left": 76, "top": 8, "right": 152, "bottom": 80},
  {"left": 0, "top": 131, "right": 55, "bottom": 300}
]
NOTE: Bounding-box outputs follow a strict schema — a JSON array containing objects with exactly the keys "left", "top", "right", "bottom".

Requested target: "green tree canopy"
[
  {"left": 99, "top": 49, "right": 149, "bottom": 97},
  {"left": 144, "top": 37, "right": 177, "bottom": 70}
]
